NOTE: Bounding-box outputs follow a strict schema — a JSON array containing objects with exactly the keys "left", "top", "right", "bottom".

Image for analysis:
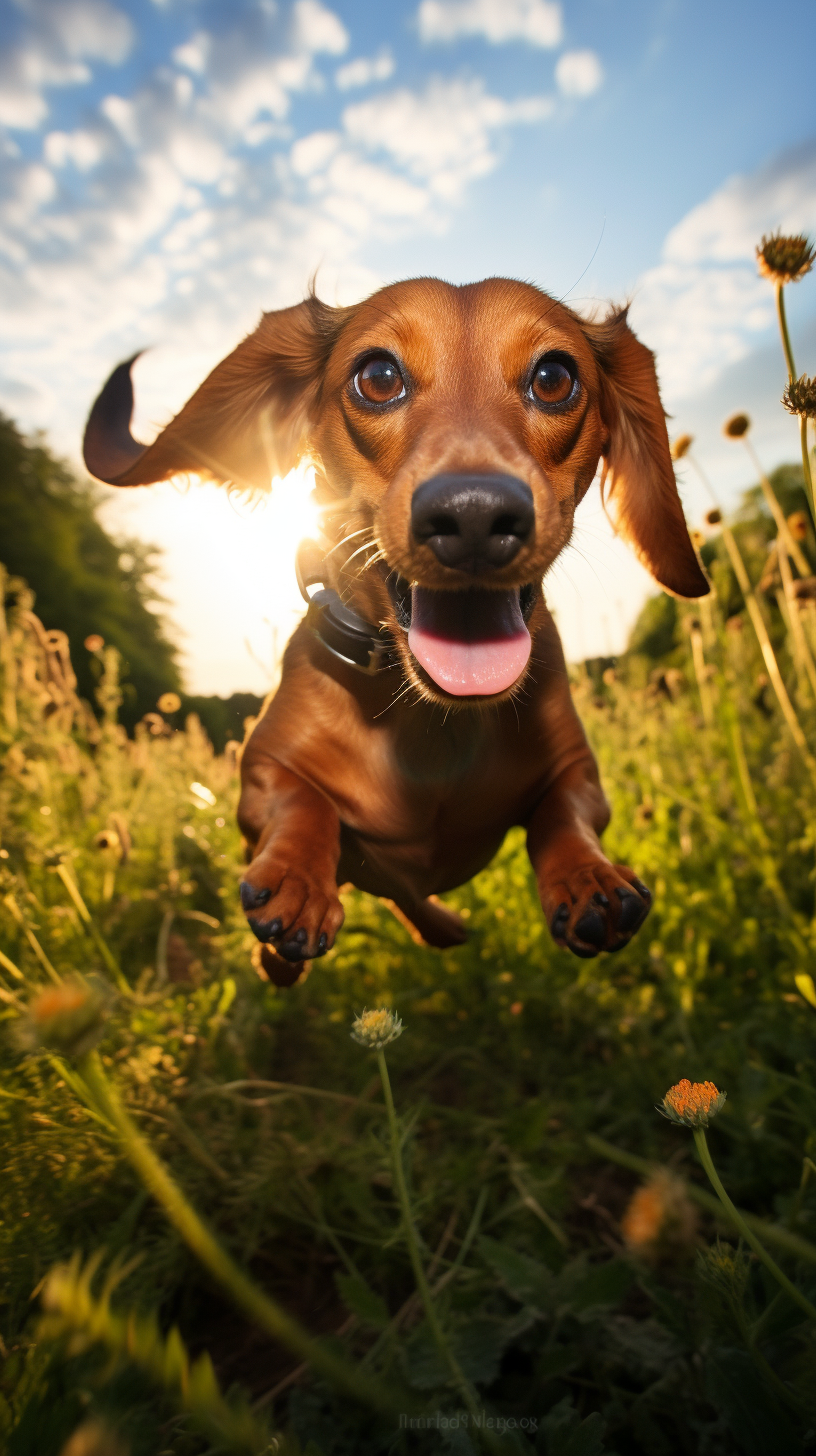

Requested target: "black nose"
[{"left": 411, "top": 473, "right": 534, "bottom": 572}]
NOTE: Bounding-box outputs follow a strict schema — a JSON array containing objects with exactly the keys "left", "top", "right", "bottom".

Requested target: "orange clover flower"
[{"left": 659, "top": 1079, "right": 726, "bottom": 1128}]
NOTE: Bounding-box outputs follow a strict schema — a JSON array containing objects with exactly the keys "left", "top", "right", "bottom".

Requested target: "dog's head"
[{"left": 84, "top": 278, "right": 707, "bottom": 705}]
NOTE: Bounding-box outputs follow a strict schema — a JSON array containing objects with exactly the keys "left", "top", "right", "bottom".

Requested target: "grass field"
[{"left": 2, "top": 238, "right": 816, "bottom": 1454}]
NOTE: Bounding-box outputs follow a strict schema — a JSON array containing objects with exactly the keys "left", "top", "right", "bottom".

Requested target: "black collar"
[{"left": 296, "top": 540, "right": 397, "bottom": 675}]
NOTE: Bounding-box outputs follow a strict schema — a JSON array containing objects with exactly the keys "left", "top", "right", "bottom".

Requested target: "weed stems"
[
  {"left": 75, "top": 1049, "right": 394, "bottom": 1414},
  {"left": 375, "top": 1046, "right": 498, "bottom": 1447},
  {"left": 693, "top": 1127, "right": 816, "bottom": 1323}
]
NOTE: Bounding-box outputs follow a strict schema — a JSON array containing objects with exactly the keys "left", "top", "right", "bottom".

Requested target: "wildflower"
[
  {"left": 59, "top": 1420, "right": 129, "bottom": 1456},
  {"left": 723, "top": 412, "right": 750, "bottom": 439},
  {"left": 22, "top": 976, "right": 110, "bottom": 1059},
  {"left": 788, "top": 511, "right": 809, "bottom": 542},
  {"left": 670, "top": 433, "right": 693, "bottom": 461},
  {"left": 756, "top": 231, "right": 815, "bottom": 285},
  {"left": 158, "top": 692, "right": 182, "bottom": 714},
  {"left": 621, "top": 1170, "right": 697, "bottom": 1252},
  {"left": 782, "top": 374, "right": 816, "bottom": 419},
  {"left": 351, "top": 1007, "right": 403, "bottom": 1049},
  {"left": 659, "top": 1078, "right": 726, "bottom": 1128},
  {"left": 83, "top": 635, "right": 104, "bottom": 652},
  {"left": 689, "top": 529, "right": 704, "bottom": 549},
  {"left": 93, "top": 828, "right": 120, "bottom": 852},
  {"left": 704, "top": 508, "right": 722, "bottom": 526}
]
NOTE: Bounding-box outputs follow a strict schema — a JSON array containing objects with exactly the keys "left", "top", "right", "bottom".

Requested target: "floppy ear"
[
  {"left": 83, "top": 296, "right": 346, "bottom": 491},
  {"left": 583, "top": 308, "right": 708, "bottom": 599}
]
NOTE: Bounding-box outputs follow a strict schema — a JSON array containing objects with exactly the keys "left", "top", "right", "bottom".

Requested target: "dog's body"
[{"left": 84, "top": 278, "right": 707, "bottom": 983}]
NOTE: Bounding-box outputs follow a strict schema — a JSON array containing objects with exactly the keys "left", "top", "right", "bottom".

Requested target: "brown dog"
[{"left": 84, "top": 278, "right": 707, "bottom": 984}]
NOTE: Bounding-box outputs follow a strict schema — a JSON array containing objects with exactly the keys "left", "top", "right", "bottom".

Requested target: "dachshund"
[{"left": 84, "top": 278, "right": 708, "bottom": 985}]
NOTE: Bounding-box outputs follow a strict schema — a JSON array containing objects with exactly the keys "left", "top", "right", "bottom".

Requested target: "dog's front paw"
[
  {"left": 542, "top": 861, "right": 651, "bottom": 958},
  {"left": 239, "top": 863, "right": 344, "bottom": 962}
]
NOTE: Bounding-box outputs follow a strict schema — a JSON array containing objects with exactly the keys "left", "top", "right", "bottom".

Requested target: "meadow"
[{"left": 2, "top": 236, "right": 816, "bottom": 1456}]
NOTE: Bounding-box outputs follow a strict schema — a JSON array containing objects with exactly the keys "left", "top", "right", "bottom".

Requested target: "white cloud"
[
  {"left": 0, "top": 0, "right": 134, "bottom": 130},
  {"left": 342, "top": 78, "right": 553, "bottom": 201},
  {"left": 417, "top": 0, "right": 562, "bottom": 47},
  {"left": 630, "top": 143, "right": 816, "bottom": 400},
  {"left": 173, "top": 31, "right": 211, "bottom": 76},
  {"left": 555, "top": 50, "right": 603, "bottom": 98},
  {"left": 44, "top": 128, "right": 105, "bottom": 170},
  {"left": 290, "top": 0, "right": 348, "bottom": 55},
  {"left": 335, "top": 50, "right": 395, "bottom": 90}
]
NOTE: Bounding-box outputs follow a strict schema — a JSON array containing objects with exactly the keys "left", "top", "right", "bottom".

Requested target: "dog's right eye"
[{"left": 353, "top": 355, "right": 406, "bottom": 405}]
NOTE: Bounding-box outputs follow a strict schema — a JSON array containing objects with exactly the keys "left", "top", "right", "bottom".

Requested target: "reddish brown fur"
[{"left": 85, "top": 277, "right": 708, "bottom": 983}]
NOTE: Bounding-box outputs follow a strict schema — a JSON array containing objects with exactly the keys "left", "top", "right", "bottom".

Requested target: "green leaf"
[
  {"left": 540, "top": 1398, "right": 607, "bottom": 1456},
  {"left": 556, "top": 1257, "right": 633, "bottom": 1313},
  {"left": 334, "top": 1272, "right": 389, "bottom": 1328},
  {"left": 479, "top": 1236, "right": 553, "bottom": 1309},
  {"left": 705, "top": 1348, "right": 802, "bottom": 1456}
]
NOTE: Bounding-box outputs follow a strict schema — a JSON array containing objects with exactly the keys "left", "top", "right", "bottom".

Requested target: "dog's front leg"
[
  {"left": 526, "top": 757, "right": 652, "bottom": 958},
  {"left": 238, "top": 755, "right": 344, "bottom": 970}
]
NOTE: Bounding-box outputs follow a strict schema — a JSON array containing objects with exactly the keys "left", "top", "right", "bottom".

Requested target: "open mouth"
[{"left": 386, "top": 575, "right": 535, "bottom": 697}]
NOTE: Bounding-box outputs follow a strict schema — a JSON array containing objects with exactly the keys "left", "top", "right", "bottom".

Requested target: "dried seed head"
[
  {"left": 157, "top": 692, "right": 182, "bottom": 714},
  {"left": 705, "top": 508, "right": 722, "bottom": 526},
  {"left": 756, "top": 231, "right": 815, "bottom": 285},
  {"left": 690, "top": 529, "right": 704, "bottom": 549},
  {"left": 23, "top": 976, "right": 110, "bottom": 1059},
  {"left": 621, "top": 1170, "right": 698, "bottom": 1253},
  {"left": 788, "top": 511, "right": 809, "bottom": 542},
  {"left": 351, "top": 1007, "right": 404, "bottom": 1049},
  {"left": 59, "top": 1419, "right": 129, "bottom": 1456},
  {"left": 93, "top": 829, "right": 120, "bottom": 852},
  {"left": 670, "top": 433, "right": 694, "bottom": 461},
  {"left": 782, "top": 374, "right": 816, "bottom": 419},
  {"left": 723, "top": 413, "right": 750, "bottom": 439},
  {"left": 659, "top": 1078, "right": 726, "bottom": 1128}
]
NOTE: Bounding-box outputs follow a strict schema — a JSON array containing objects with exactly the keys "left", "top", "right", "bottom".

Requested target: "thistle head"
[
  {"left": 723, "top": 413, "right": 750, "bottom": 439},
  {"left": 670, "top": 433, "right": 694, "bottom": 461},
  {"left": 351, "top": 1007, "right": 403, "bottom": 1050},
  {"left": 756, "top": 232, "right": 815, "bottom": 285},
  {"left": 782, "top": 374, "right": 816, "bottom": 419},
  {"left": 22, "top": 976, "right": 110, "bottom": 1059},
  {"left": 659, "top": 1078, "right": 726, "bottom": 1128},
  {"left": 705, "top": 508, "right": 722, "bottom": 526}
]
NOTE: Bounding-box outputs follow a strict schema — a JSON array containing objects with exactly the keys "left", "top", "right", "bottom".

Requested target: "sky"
[{"left": 1, "top": 0, "right": 815, "bottom": 693}]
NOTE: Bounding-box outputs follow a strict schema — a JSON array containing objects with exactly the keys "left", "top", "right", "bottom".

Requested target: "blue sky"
[{"left": 1, "top": 0, "right": 815, "bottom": 690}]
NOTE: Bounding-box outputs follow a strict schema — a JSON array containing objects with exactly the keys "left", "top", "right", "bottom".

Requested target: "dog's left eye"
[
  {"left": 529, "top": 353, "right": 578, "bottom": 409},
  {"left": 353, "top": 355, "right": 406, "bottom": 405}
]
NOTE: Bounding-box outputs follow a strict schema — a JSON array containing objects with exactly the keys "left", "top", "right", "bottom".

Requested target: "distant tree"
[{"left": 0, "top": 413, "right": 181, "bottom": 726}]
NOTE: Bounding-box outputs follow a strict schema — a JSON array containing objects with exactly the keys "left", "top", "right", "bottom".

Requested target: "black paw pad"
[
  {"left": 574, "top": 908, "right": 606, "bottom": 949},
  {"left": 247, "top": 915, "right": 283, "bottom": 944},
  {"left": 279, "top": 936, "right": 308, "bottom": 963},
  {"left": 592, "top": 891, "right": 609, "bottom": 907},
  {"left": 567, "top": 940, "right": 599, "bottom": 959},
  {"left": 317, "top": 932, "right": 328, "bottom": 955},
  {"left": 615, "top": 887, "right": 644, "bottom": 933},
  {"left": 240, "top": 882, "right": 271, "bottom": 912},
  {"left": 633, "top": 878, "right": 652, "bottom": 903},
  {"left": 551, "top": 903, "right": 570, "bottom": 938}
]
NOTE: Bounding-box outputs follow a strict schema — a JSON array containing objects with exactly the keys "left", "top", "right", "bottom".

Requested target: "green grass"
[{"left": 2, "top": 541, "right": 816, "bottom": 1456}]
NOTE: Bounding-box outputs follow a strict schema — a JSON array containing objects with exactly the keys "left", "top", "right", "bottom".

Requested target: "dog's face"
[
  {"left": 83, "top": 277, "right": 708, "bottom": 706},
  {"left": 309, "top": 279, "right": 610, "bottom": 703}
]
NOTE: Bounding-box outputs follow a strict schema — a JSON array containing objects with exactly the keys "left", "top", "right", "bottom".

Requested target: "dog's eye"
[
  {"left": 353, "top": 355, "right": 405, "bottom": 405},
  {"left": 530, "top": 354, "right": 578, "bottom": 408}
]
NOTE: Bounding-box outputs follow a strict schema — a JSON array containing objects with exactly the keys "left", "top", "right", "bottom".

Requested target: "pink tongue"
[{"left": 408, "top": 588, "right": 531, "bottom": 696}]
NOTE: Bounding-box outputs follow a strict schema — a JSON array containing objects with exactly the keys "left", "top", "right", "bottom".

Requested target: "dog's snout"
[{"left": 411, "top": 473, "right": 534, "bottom": 572}]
